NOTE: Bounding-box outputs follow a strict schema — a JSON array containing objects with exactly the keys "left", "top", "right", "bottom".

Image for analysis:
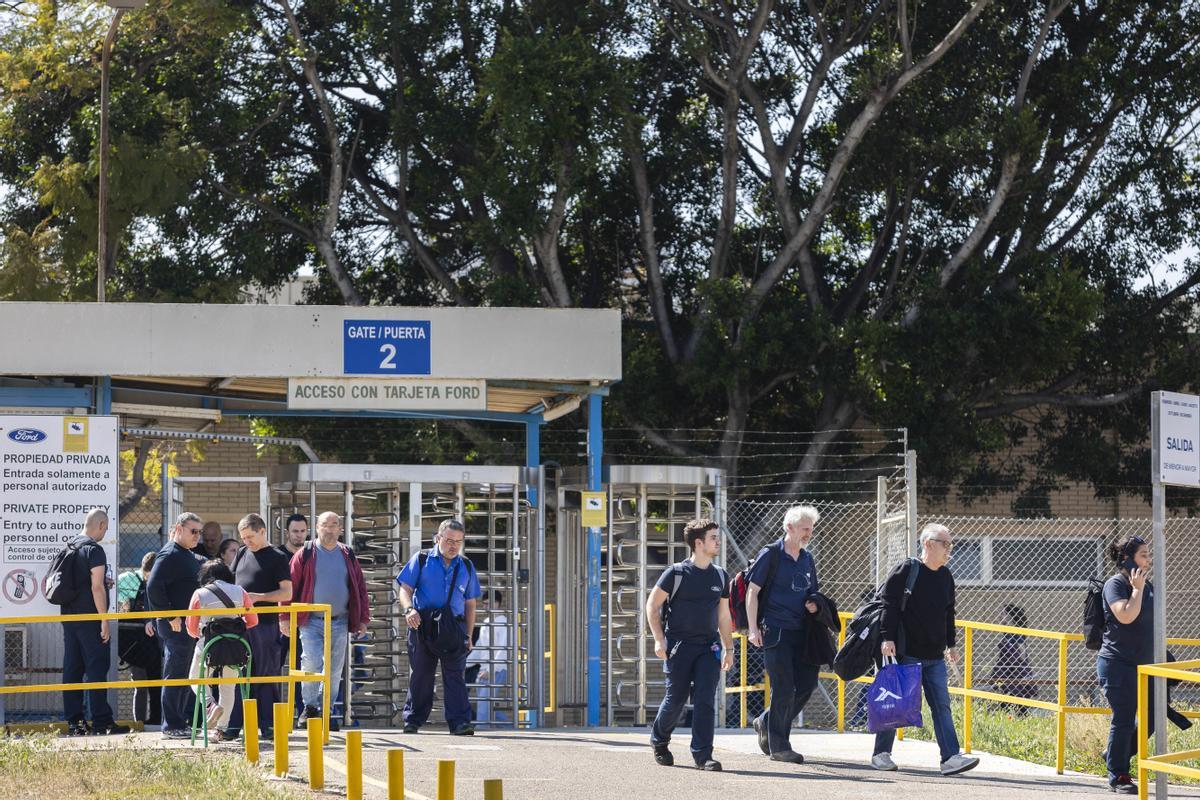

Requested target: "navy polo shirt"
[
  {"left": 397, "top": 549, "right": 481, "bottom": 617},
  {"left": 656, "top": 559, "right": 729, "bottom": 645},
  {"left": 1100, "top": 574, "right": 1154, "bottom": 665},
  {"left": 747, "top": 540, "right": 819, "bottom": 631}
]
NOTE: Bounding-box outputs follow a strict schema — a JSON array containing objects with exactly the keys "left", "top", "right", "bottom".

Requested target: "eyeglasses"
[
  {"left": 184, "top": 526, "right": 202, "bottom": 535},
  {"left": 441, "top": 537, "right": 464, "bottom": 546},
  {"left": 928, "top": 538, "right": 954, "bottom": 550}
]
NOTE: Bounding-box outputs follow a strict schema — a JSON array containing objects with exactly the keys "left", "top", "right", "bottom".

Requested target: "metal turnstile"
[
  {"left": 558, "top": 466, "right": 725, "bottom": 726},
  {"left": 268, "top": 464, "right": 545, "bottom": 729}
]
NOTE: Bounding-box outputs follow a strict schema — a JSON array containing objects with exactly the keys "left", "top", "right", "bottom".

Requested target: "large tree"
[{"left": 2, "top": 0, "right": 1198, "bottom": 508}]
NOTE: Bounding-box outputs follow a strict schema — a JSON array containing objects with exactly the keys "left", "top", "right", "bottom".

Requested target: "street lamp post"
[{"left": 97, "top": 0, "right": 146, "bottom": 303}]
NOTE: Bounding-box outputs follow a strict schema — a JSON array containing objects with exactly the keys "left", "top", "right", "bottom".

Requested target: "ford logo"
[{"left": 7, "top": 428, "right": 47, "bottom": 444}]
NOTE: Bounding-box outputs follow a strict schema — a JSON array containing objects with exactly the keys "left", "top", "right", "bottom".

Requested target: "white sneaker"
[
  {"left": 871, "top": 752, "right": 898, "bottom": 771},
  {"left": 940, "top": 753, "right": 980, "bottom": 776}
]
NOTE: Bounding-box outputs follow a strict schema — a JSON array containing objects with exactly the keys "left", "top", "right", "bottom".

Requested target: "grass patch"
[
  {"left": 0, "top": 734, "right": 305, "bottom": 799},
  {"left": 901, "top": 699, "right": 1200, "bottom": 783}
]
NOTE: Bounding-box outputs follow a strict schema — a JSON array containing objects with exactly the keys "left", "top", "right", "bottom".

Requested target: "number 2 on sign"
[{"left": 379, "top": 343, "right": 397, "bottom": 369}]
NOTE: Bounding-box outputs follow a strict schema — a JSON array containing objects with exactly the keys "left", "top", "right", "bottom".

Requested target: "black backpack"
[
  {"left": 832, "top": 558, "right": 921, "bottom": 682},
  {"left": 200, "top": 584, "right": 250, "bottom": 669},
  {"left": 1083, "top": 576, "right": 1106, "bottom": 651},
  {"left": 44, "top": 539, "right": 84, "bottom": 606}
]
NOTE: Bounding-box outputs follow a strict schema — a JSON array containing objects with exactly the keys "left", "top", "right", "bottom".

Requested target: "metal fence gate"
[{"left": 269, "top": 464, "right": 545, "bottom": 729}]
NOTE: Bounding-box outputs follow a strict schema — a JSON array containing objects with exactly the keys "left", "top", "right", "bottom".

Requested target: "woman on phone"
[{"left": 1098, "top": 534, "right": 1154, "bottom": 795}]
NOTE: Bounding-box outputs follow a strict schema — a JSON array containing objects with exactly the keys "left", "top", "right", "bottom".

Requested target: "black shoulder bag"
[{"left": 419, "top": 559, "right": 466, "bottom": 657}]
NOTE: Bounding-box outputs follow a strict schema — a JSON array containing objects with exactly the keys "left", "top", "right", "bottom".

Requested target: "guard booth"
[
  {"left": 556, "top": 466, "right": 726, "bottom": 727},
  {"left": 267, "top": 463, "right": 546, "bottom": 730}
]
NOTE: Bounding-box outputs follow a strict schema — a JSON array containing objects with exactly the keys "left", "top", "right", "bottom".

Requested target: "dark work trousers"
[
  {"left": 650, "top": 640, "right": 722, "bottom": 763},
  {"left": 754, "top": 626, "right": 820, "bottom": 755},
  {"left": 228, "top": 617, "right": 281, "bottom": 735},
  {"left": 157, "top": 622, "right": 196, "bottom": 731},
  {"left": 280, "top": 631, "right": 305, "bottom": 715},
  {"left": 403, "top": 626, "right": 470, "bottom": 730},
  {"left": 1099, "top": 656, "right": 1156, "bottom": 783},
  {"left": 62, "top": 620, "right": 114, "bottom": 728}
]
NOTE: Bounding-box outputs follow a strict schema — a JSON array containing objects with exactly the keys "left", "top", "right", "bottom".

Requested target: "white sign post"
[
  {"left": 1150, "top": 392, "right": 1200, "bottom": 799},
  {"left": 0, "top": 415, "right": 120, "bottom": 616}
]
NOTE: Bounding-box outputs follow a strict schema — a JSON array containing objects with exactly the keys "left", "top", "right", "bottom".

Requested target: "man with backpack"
[
  {"left": 744, "top": 505, "right": 823, "bottom": 764},
  {"left": 289, "top": 511, "right": 370, "bottom": 731},
  {"left": 146, "top": 512, "right": 204, "bottom": 738},
  {"left": 56, "top": 508, "right": 129, "bottom": 736},
  {"left": 870, "top": 523, "right": 979, "bottom": 776},
  {"left": 645, "top": 519, "right": 733, "bottom": 771},
  {"left": 396, "top": 518, "right": 481, "bottom": 735},
  {"left": 227, "top": 512, "right": 292, "bottom": 739}
]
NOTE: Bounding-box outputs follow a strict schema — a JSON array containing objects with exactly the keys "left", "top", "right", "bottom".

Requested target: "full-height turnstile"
[
  {"left": 268, "top": 464, "right": 546, "bottom": 728},
  {"left": 558, "top": 466, "right": 726, "bottom": 727}
]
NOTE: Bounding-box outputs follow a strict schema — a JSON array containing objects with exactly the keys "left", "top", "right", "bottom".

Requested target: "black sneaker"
[
  {"left": 298, "top": 705, "right": 320, "bottom": 725},
  {"left": 653, "top": 743, "right": 674, "bottom": 766},
  {"left": 1111, "top": 775, "right": 1137, "bottom": 795},
  {"left": 91, "top": 722, "right": 131, "bottom": 736},
  {"left": 402, "top": 723, "right": 419, "bottom": 734},
  {"left": 63, "top": 721, "right": 89, "bottom": 737},
  {"left": 162, "top": 728, "right": 191, "bottom": 740},
  {"left": 328, "top": 717, "right": 340, "bottom": 733},
  {"left": 450, "top": 724, "right": 475, "bottom": 736},
  {"left": 695, "top": 759, "right": 722, "bottom": 771},
  {"left": 752, "top": 716, "right": 769, "bottom": 756},
  {"left": 769, "top": 750, "right": 804, "bottom": 764}
]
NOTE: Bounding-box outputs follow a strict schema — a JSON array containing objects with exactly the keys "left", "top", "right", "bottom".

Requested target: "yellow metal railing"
[
  {"left": 725, "top": 613, "right": 1200, "bottom": 773},
  {"left": 1137, "top": 658, "right": 1200, "bottom": 799},
  {"left": 0, "top": 603, "right": 334, "bottom": 743}
]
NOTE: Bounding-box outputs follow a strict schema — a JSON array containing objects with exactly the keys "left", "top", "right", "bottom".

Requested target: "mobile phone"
[{"left": 1122, "top": 557, "right": 1137, "bottom": 573}]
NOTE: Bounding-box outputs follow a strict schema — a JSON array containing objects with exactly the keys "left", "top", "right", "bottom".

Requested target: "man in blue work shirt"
[
  {"left": 745, "top": 505, "right": 823, "bottom": 763},
  {"left": 645, "top": 518, "right": 734, "bottom": 770},
  {"left": 396, "top": 518, "right": 481, "bottom": 735}
]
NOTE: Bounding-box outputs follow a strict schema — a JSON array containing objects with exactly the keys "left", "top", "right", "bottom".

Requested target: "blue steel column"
[
  {"left": 525, "top": 419, "right": 542, "bottom": 728},
  {"left": 586, "top": 395, "right": 603, "bottom": 726}
]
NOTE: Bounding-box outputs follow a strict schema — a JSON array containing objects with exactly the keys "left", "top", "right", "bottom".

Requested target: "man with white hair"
[
  {"left": 871, "top": 523, "right": 979, "bottom": 776},
  {"left": 744, "top": 505, "right": 823, "bottom": 763},
  {"left": 59, "top": 508, "right": 129, "bottom": 736}
]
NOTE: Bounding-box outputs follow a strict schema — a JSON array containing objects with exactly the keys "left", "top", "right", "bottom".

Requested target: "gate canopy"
[{"left": 0, "top": 302, "right": 620, "bottom": 424}]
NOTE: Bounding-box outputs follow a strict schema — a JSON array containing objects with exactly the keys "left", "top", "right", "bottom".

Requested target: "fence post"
[
  {"left": 307, "top": 717, "right": 325, "bottom": 789},
  {"left": 346, "top": 729, "right": 362, "bottom": 800},
  {"left": 1056, "top": 638, "right": 1068, "bottom": 775},
  {"left": 273, "top": 702, "right": 289, "bottom": 777},
  {"left": 483, "top": 779, "right": 503, "bottom": 800},
  {"left": 387, "top": 749, "right": 405, "bottom": 800},
  {"left": 437, "top": 759, "right": 455, "bottom": 800},
  {"left": 963, "top": 626, "right": 973, "bottom": 753},
  {"left": 837, "top": 622, "right": 848, "bottom": 733},
  {"left": 739, "top": 634, "right": 747, "bottom": 728},
  {"left": 1137, "top": 667, "right": 1148, "bottom": 800},
  {"left": 243, "top": 698, "right": 259, "bottom": 764}
]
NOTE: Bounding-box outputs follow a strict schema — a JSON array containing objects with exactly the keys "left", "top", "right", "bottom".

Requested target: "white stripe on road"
[{"left": 323, "top": 752, "right": 433, "bottom": 800}]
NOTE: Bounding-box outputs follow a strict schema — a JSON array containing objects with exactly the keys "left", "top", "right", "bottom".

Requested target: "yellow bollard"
[
  {"left": 273, "top": 702, "right": 289, "bottom": 777},
  {"left": 307, "top": 717, "right": 325, "bottom": 790},
  {"left": 346, "top": 730, "right": 362, "bottom": 800},
  {"left": 387, "top": 749, "right": 405, "bottom": 800},
  {"left": 483, "top": 778, "right": 503, "bottom": 800},
  {"left": 436, "top": 759, "right": 455, "bottom": 800},
  {"left": 243, "top": 698, "right": 259, "bottom": 764}
]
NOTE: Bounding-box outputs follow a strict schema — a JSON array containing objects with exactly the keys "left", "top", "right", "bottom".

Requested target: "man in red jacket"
[{"left": 289, "top": 511, "right": 370, "bottom": 731}]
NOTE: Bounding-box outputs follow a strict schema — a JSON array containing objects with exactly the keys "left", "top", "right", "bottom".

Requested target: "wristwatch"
[{"left": 403, "top": 607, "right": 416, "bottom": 616}]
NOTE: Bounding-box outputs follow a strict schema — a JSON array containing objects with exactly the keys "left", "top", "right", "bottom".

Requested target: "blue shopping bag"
[{"left": 867, "top": 657, "right": 923, "bottom": 732}]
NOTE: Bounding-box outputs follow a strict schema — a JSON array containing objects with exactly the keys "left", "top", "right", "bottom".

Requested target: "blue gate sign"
[{"left": 343, "top": 320, "right": 431, "bottom": 375}]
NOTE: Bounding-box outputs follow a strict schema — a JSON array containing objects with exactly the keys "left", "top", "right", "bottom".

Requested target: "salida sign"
[{"left": 1157, "top": 391, "right": 1200, "bottom": 488}]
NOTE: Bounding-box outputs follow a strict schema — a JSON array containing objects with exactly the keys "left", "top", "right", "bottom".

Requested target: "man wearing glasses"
[
  {"left": 396, "top": 518, "right": 481, "bottom": 735},
  {"left": 290, "top": 511, "right": 371, "bottom": 731},
  {"left": 744, "top": 505, "right": 824, "bottom": 763},
  {"left": 871, "top": 523, "right": 979, "bottom": 776},
  {"left": 146, "top": 511, "right": 204, "bottom": 739}
]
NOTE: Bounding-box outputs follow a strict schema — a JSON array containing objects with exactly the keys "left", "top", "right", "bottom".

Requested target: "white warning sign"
[{"left": 0, "top": 415, "right": 119, "bottom": 616}]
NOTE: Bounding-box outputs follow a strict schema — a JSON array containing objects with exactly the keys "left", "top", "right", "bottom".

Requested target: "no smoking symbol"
[{"left": 3, "top": 569, "right": 37, "bottom": 605}]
